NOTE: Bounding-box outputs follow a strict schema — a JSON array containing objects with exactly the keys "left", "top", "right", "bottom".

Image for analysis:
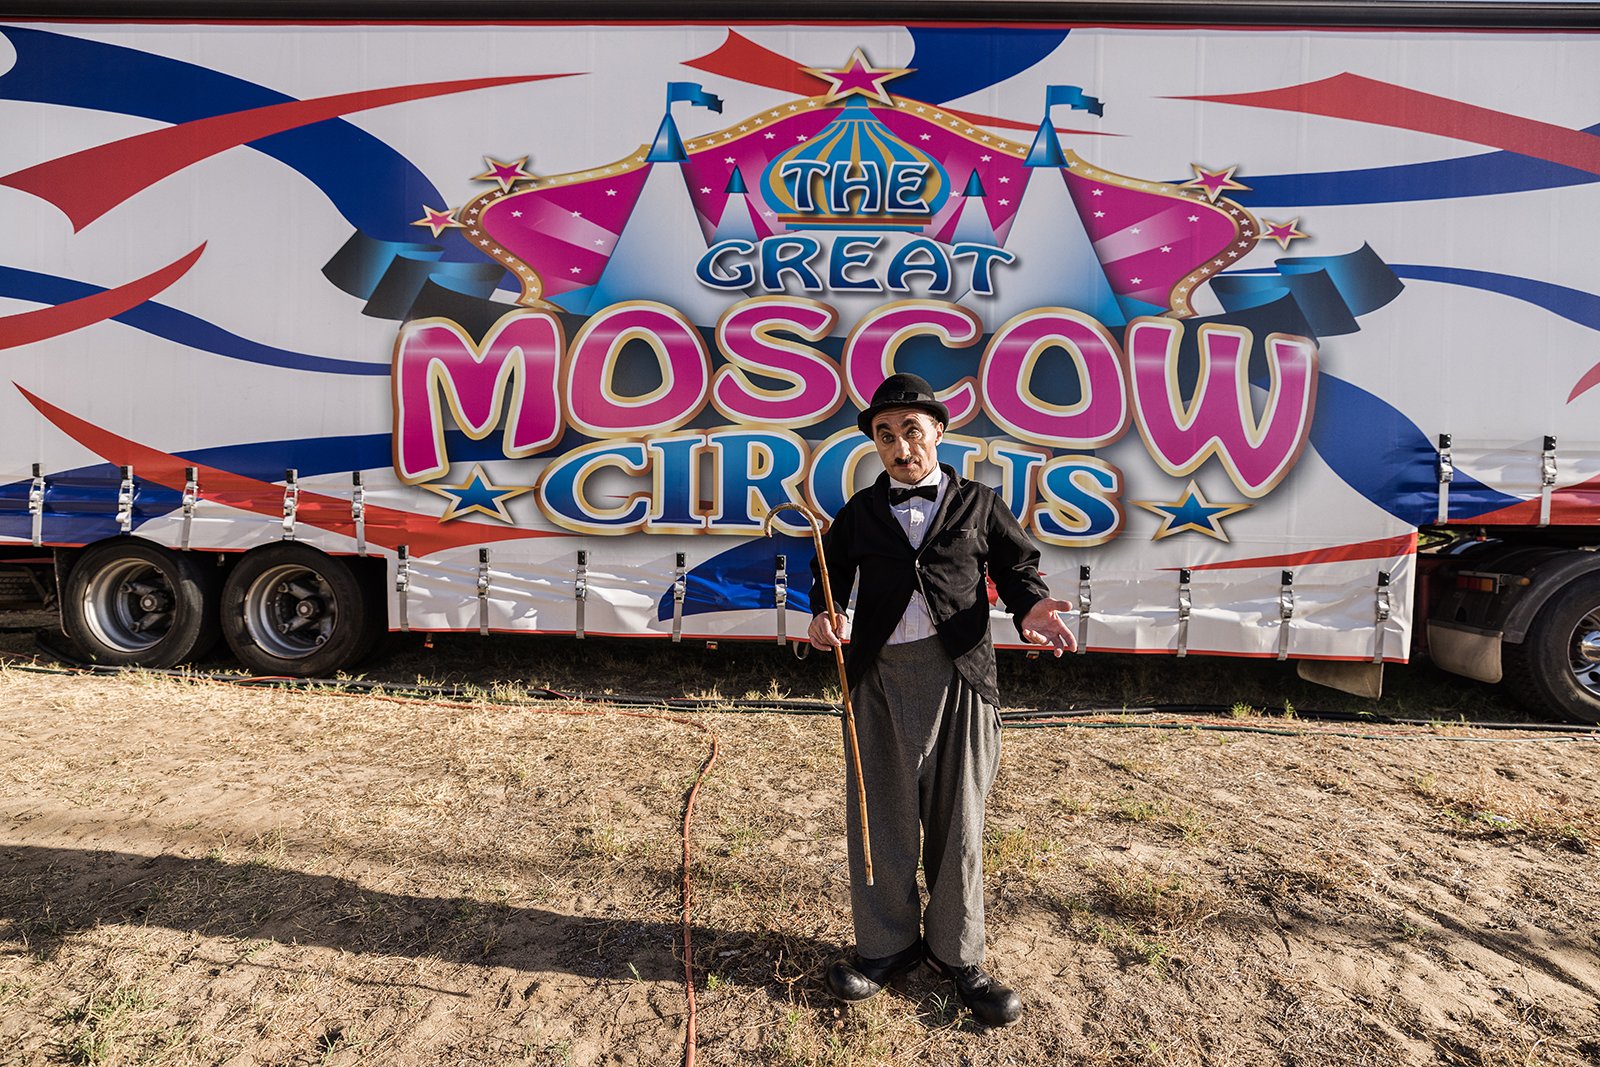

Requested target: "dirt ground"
[{"left": 0, "top": 634, "right": 1597, "bottom": 1066}]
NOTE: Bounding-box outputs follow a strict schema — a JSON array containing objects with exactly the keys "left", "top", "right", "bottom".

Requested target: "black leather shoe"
[
  {"left": 924, "top": 948, "right": 1023, "bottom": 1026},
  {"left": 823, "top": 942, "right": 923, "bottom": 1002}
]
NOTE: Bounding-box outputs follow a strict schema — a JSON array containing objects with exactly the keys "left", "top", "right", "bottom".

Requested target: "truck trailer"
[{"left": 2, "top": 1, "right": 1598, "bottom": 720}]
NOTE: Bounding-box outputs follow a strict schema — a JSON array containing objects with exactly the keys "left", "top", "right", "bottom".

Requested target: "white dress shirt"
[{"left": 886, "top": 468, "right": 945, "bottom": 645}]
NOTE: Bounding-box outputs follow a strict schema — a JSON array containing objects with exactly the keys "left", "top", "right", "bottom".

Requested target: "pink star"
[
  {"left": 1260, "top": 218, "right": 1309, "bottom": 250},
  {"left": 804, "top": 47, "right": 912, "bottom": 105},
  {"left": 473, "top": 156, "right": 534, "bottom": 193},
  {"left": 1184, "top": 164, "right": 1249, "bottom": 202},
  {"left": 412, "top": 206, "right": 460, "bottom": 238}
]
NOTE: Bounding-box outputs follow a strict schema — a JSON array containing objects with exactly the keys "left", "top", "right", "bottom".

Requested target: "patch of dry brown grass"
[
  {"left": 2, "top": 654, "right": 1599, "bottom": 1066},
  {"left": 1409, "top": 769, "right": 1596, "bottom": 851}
]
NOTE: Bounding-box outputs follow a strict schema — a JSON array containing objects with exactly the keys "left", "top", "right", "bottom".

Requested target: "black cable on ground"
[
  {"left": 14, "top": 636, "right": 1600, "bottom": 739},
  {"left": 998, "top": 716, "right": 1600, "bottom": 743}
]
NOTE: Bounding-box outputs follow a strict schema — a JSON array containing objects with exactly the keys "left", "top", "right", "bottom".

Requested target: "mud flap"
[
  {"left": 1427, "top": 621, "right": 1503, "bottom": 684},
  {"left": 1297, "top": 659, "right": 1384, "bottom": 699}
]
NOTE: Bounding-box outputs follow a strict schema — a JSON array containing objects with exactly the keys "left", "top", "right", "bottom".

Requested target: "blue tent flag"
[
  {"left": 1045, "top": 84, "right": 1104, "bottom": 117},
  {"left": 666, "top": 82, "right": 724, "bottom": 113}
]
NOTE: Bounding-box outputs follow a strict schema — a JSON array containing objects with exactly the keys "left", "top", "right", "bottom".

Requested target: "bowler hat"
[{"left": 857, "top": 373, "right": 950, "bottom": 437}]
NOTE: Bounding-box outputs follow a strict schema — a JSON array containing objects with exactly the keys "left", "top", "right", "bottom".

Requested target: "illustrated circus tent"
[
  {"left": 711, "top": 166, "right": 774, "bottom": 244},
  {"left": 583, "top": 107, "right": 733, "bottom": 327},
  {"left": 931, "top": 170, "right": 998, "bottom": 247},
  {"left": 961, "top": 115, "right": 1123, "bottom": 331},
  {"left": 760, "top": 97, "right": 951, "bottom": 231}
]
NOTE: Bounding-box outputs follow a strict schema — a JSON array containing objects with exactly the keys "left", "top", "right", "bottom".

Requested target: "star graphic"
[
  {"left": 1184, "top": 164, "right": 1249, "bottom": 202},
  {"left": 421, "top": 465, "right": 533, "bottom": 524},
  {"left": 1132, "top": 480, "right": 1252, "bottom": 541},
  {"left": 412, "top": 206, "right": 461, "bottom": 238},
  {"left": 1260, "top": 218, "right": 1309, "bottom": 249},
  {"left": 804, "top": 47, "right": 912, "bottom": 105},
  {"left": 473, "top": 155, "right": 534, "bottom": 193}
]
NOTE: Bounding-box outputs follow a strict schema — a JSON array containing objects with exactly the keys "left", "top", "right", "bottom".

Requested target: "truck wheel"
[
  {"left": 63, "top": 540, "right": 219, "bottom": 668},
  {"left": 1503, "top": 573, "right": 1600, "bottom": 725},
  {"left": 221, "top": 544, "right": 375, "bottom": 677}
]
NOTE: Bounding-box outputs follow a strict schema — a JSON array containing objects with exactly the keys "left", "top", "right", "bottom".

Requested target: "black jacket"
[{"left": 811, "top": 464, "right": 1049, "bottom": 705}]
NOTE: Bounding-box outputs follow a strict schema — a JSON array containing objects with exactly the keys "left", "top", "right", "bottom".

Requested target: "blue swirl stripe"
[
  {"left": 1390, "top": 264, "right": 1600, "bottom": 334},
  {"left": 0, "top": 265, "right": 388, "bottom": 376},
  {"left": 898, "top": 28, "right": 1069, "bottom": 105},
  {"left": 1311, "top": 373, "right": 1521, "bottom": 525},
  {"left": 1232, "top": 120, "right": 1600, "bottom": 208},
  {"left": 0, "top": 26, "right": 454, "bottom": 248}
]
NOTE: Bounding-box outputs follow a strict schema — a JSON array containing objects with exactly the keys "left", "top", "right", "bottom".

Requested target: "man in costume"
[{"left": 809, "top": 372, "right": 1077, "bottom": 1026}]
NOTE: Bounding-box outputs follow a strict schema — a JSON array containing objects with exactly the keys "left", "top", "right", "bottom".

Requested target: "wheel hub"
[
  {"left": 84, "top": 562, "right": 176, "bottom": 652},
  {"left": 246, "top": 565, "right": 339, "bottom": 660}
]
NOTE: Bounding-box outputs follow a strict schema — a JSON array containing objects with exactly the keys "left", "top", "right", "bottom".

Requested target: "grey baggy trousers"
[{"left": 844, "top": 635, "right": 1002, "bottom": 967}]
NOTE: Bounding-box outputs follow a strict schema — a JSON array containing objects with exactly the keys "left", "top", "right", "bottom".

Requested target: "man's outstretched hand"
[
  {"left": 809, "top": 610, "right": 849, "bottom": 650},
  {"left": 1020, "top": 597, "right": 1078, "bottom": 656}
]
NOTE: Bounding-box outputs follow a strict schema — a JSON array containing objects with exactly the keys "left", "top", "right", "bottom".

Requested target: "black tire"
[
  {"left": 1502, "top": 572, "right": 1600, "bottom": 725},
  {"left": 62, "top": 539, "right": 220, "bottom": 668},
  {"left": 220, "top": 544, "right": 377, "bottom": 677}
]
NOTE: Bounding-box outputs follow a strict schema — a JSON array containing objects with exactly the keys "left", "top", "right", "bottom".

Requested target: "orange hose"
[{"left": 354, "top": 692, "right": 721, "bottom": 1067}]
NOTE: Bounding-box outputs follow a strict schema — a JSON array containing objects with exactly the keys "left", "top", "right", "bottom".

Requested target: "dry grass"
[
  {"left": 1409, "top": 769, "right": 1597, "bottom": 851},
  {"left": 0, "top": 635, "right": 1598, "bottom": 1065}
]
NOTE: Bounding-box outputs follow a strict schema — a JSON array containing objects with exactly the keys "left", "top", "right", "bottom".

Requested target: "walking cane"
[{"left": 763, "top": 502, "right": 874, "bottom": 886}]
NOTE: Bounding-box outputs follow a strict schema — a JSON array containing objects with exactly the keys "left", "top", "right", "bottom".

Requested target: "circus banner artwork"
[{"left": 3, "top": 19, "right": 1598, "bottom": 665}]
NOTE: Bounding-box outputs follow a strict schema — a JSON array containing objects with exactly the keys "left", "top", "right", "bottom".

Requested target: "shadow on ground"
[{"left": 0, "top": 844, "right": 834, "bottom": 993}]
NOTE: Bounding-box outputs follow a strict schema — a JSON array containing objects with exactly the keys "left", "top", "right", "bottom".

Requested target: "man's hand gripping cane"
[{"left": 763, "top": 502, "right": 874, "bottom": 886}]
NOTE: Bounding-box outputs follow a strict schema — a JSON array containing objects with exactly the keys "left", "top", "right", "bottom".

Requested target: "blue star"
[
  {"left": 421, "top": 465, "right": 532, "bottom": 524},
  {"left": 1132, "top": 480, "right": 1251, "bottom": 541}
]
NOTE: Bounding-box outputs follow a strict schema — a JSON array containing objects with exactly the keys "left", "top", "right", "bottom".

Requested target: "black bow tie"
[{"left": 889, "top": 484, "right": 939, "bottom": 505}]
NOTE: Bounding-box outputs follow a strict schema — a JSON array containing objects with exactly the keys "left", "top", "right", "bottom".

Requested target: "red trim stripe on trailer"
[
  {"left": 1174, "top": 532, "right": 1418, "bottom": 572},
  {"left": 14, "top": 387, "right": 567, "bottom": 557}
]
